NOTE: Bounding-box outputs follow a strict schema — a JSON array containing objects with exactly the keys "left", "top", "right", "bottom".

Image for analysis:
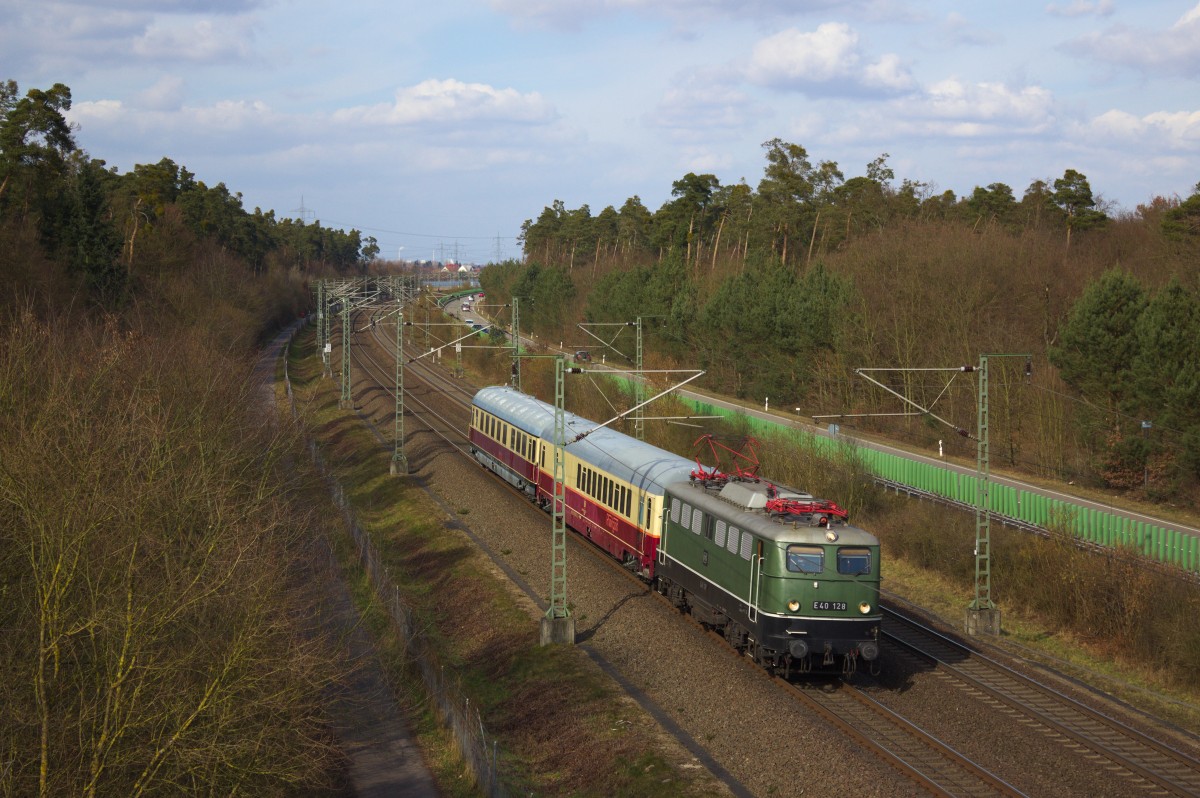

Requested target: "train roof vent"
[
  {"left": 775, "top": 489, "right": 814, "bottom": 502},
  {"left": 717, "top": 481, "right": 769, "bottom": 510},
  {"left": 717, "top": 481, "right": 815, "bottom": 512}
]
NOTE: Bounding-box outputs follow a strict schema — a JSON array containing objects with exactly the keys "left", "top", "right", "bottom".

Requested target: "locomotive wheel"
[{"left": 723, "top": 622, "right": 747, "bottom": 651}]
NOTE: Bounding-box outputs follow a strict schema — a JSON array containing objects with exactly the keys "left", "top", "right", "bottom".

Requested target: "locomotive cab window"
[
  {"left": 786, "top": 545, "right": 824, "bottom": 574},
  {"left": 837, "top": 547, "right": 872, "bottom": 576}
]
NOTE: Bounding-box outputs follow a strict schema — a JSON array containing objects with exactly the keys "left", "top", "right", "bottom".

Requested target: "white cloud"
[
  {"left": 745, "top": 23, "right": 914, "bottom": 95},
  {"left": 134, "top": 76, "right": 186, "bottom": 111},
  {"left": 332, "top": 79, "right": 557, "bottom": 127},
  {"left": 863, "top": 53, "right": 915, "bottom": 91},
  {"left": 131, "top": 17, "right": 255, "bottom": 61},
  {"left": 1086, "top": 108, "right": 1200, "bottom": 149},
  {"left": 872, "top": 79, "right": 1058, "bottom": 141},
  {"left": 649, "top": 74, "right": 757, "bottom": 136},
  {"left": 940, "top": 12, "right": 1000, "bottom": 46},
  {"left": 1045, "top": 0, "right": 1113, "bottom": 18},
  {"left": 69, "top": 97, "right": 282, "bottom": 141},
  {"left": 748, "top": 23, "right": 857, "bottom": 85},
  {"left": 69, "top": 99, "right": 126, "bottom": 125},
  {"left": 1060, "top": 2, "right": 1200, "bottom": 75},
  {"left": 487, "top": 0, "right": 853, "bottom": 28},
  {"left": 922, "top": 79, "right": 1054, "bottom": 124}
]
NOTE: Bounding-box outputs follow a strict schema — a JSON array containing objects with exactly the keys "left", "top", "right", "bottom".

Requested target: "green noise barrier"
[{"left": 674, "top": 397, "right": 1198, "bottom": 574}]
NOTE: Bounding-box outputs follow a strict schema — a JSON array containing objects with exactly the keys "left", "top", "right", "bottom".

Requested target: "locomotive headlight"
[
  {"left": 787, "top": 599, "right": 800, "bottom": 612},
  {"left": 859, "top": 601, "right": 872, "bottom": 614}
]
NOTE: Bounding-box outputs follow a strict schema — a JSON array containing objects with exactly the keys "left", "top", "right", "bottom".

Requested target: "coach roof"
[{"left": 474, "top": 385, "right": 694, "bottom": 493}]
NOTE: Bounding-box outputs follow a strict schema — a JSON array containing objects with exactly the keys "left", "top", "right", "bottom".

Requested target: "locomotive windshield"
[
  {"left": 786, "top": 545, "right": 824, "bottom": 574},
  {"left": 837, "top": 547, "right": 872, "bottom": 576}
]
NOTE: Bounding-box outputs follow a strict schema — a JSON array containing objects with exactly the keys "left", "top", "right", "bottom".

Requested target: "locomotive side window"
[
  {"left": 787, "top": 545, "right": 824, "bottom": 574},
  {"left": 837, "top": 547, "right": 872, "bottom": 576}
]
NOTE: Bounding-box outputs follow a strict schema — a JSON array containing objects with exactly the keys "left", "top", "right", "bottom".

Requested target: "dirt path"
[{"left": 262, "top": 323, "right": 439, "bottom": 798}]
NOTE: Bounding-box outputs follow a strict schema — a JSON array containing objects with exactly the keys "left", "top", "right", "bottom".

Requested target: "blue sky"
[{"left": 3, "top": 1, "right": 1198, "bottom": 264}]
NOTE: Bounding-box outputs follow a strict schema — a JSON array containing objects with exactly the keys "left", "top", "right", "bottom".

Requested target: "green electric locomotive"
[{"left": 656, "top": 478, "right": 882, "bottom": 676}]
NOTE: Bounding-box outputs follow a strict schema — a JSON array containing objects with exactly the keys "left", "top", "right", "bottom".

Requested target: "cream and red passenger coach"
[{"left": 469, "top": 385, "right": 694, "bottom": 577}]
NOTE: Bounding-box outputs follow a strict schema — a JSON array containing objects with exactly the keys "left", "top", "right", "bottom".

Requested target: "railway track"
[
  {"left": 341, "top": 311, "right": 1030, "bottom": 796},
  {"left": 783, "top": 678, "right": 1022, "bottom": 797},
  {"left": 881, "top": 608, "right": 1200, "bottom": 796},
  {"left": 339, "top": 310, "right": 1200, "bottom": 795}
]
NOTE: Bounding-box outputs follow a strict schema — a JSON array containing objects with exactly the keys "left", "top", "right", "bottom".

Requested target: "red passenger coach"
[{"left": 469, "top": 386, "right": 695, "bottom": 578}]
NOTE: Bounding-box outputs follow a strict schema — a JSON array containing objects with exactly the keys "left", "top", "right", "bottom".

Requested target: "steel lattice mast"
[
  {"left": 511, "top": 297, "right": 522, "bottom": 392},
  {"left": 391, "top": 308, "right": 408, "bottom": 476},
  {"left": 540, "top": 355, "right": 576, "bottom": 645},
  {"left": 339, "top": 301, "right": 351, "bottom": 408},
  {"left": 633, "top": 317, "right": 645, "bottom": 441}
]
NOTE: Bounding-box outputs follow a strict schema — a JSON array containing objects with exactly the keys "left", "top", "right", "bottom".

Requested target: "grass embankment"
[{"left": 285, "top": 329, "right": 727, "bottom": 797}]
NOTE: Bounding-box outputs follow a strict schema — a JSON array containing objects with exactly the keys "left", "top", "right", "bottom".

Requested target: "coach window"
[
  {"left": 786, "top": 545, "right": 824, "bottom": 574},
  {"left": 837, "top": 547, "right": 872, "bottom": 576}
]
